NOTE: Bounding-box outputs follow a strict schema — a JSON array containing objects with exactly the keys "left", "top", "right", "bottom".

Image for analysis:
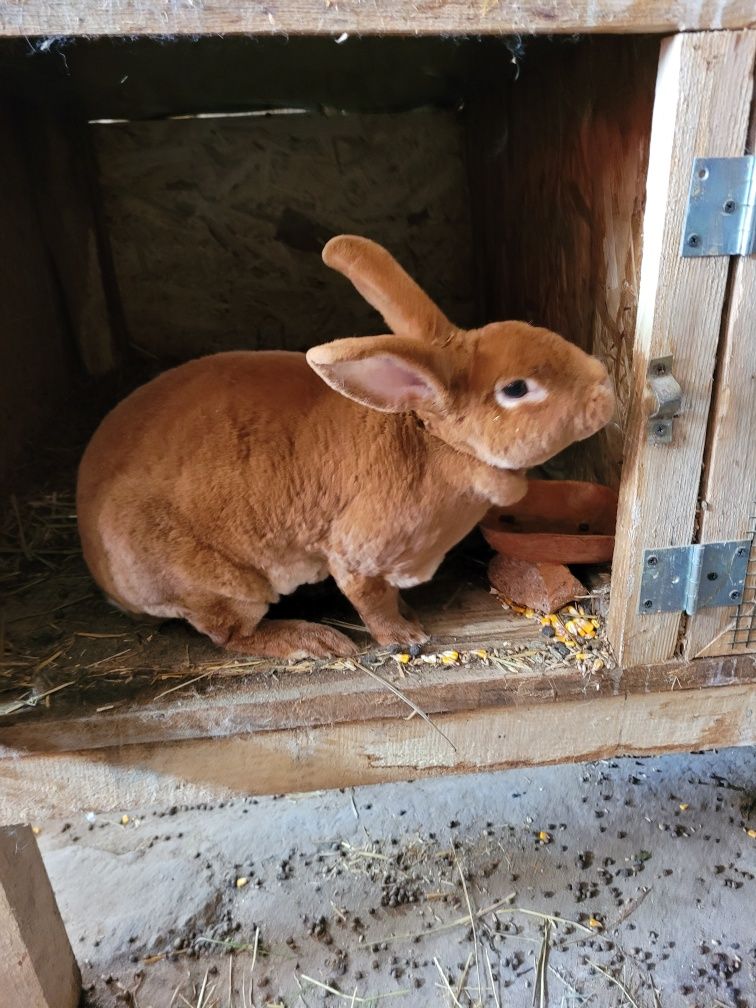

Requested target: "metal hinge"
[
  {"left": 639, "top": 540, "right": 750, "bottom": 615},
  {"left": 681, "top": 156, "right": 756, "bottom": 257}
]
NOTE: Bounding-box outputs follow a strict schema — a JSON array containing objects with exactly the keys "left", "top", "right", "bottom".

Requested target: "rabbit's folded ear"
[
  {"left": 307, "top": 335, "right": 450, "bottom": 414},
  {"left": 323, "top": 235, "right": 454, "bottom": 344}
]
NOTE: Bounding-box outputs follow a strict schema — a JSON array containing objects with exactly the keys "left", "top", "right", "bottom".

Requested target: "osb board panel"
[
  {"left": 94, "top": 110, "right": 476, "bottom": 360},
  {"left": 471, "top": 37, "right": 659, "bottom": 488},
  {"left": 1, "top": 677, "right": 752, "bottom": 823},
  {"left": 0, "top": 105, "right": 73, "bottom": 482},
  {"left": 1, "top": 0, "right": 754, "bottom": 38}
]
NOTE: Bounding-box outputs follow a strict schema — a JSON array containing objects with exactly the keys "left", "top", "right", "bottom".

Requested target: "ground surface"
[{"left": 35, "top": 747, "right": 754, "bottom": 1008}]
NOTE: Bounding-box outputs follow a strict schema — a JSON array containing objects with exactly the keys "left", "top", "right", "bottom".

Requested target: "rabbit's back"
[{"left": 77, "top": 351, "right": 337, "bottom": 611}]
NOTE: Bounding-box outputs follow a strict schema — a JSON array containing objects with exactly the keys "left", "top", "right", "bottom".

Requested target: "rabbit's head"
[{"left": 307, "top": 236, "right": 614, "bottom": 471}]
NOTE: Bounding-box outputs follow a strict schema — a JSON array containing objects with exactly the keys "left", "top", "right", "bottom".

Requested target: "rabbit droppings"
[{"left": 77, "top": 236, "right": 615, "bottom": 659}]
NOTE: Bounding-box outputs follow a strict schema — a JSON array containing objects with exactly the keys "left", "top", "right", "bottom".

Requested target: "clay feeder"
[{"left": 479, "top": 480, "right": 618, "bottom": 613}]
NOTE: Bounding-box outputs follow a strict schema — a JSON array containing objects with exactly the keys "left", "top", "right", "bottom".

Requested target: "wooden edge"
[
  {"left": 0, "top": 825, "right": 81, "bottom": 1008},
  {"left": 1, "top": 1, "right": 755, "bottom": 38},
  {"left": 1, "top": 680, "right": 752, "bottom": 823},
  {"left": 607, "top": 29, "right": 756, "bottom": 666},
  {"left": 1, "top": 653, "right": 753, "bottom": 755}
]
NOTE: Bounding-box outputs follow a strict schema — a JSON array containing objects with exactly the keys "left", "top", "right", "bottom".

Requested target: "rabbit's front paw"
[{"left": 371, "top": 615, "right": 430, "bottom": 650}]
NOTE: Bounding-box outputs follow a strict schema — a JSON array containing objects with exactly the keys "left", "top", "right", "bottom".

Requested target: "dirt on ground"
[{"left": 35, "top": 747, "right": 755, "bottom": 1008}]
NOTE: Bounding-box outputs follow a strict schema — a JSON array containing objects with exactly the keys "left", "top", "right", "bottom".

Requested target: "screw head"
[
  {"left": 647, "top": 555, "right": 658, "bottom": 567},
  {"left": 723, "top": 199, "right": 736, "bottom": 214},
  {"left": 697, "top": 166, "right": 709, "bottom": 180},
  {"left": 707, "top": 571, "right": 719, "bottom": 582},
  {"left": 736, "top": 547, "right": 748, "bottom": 558},
  {"left": 654, "top": 424, "right": 668, "bottom": 438},
  {"left": 643, "top": 599, "right": 654, "bottom": 610},
  {"left": 729, "top": 589, "right": 741, "bottom": 601},
  {"left": 687, "top": 233, "right": 701, "bottom": 248},
  {"left": 654, "top": 363, "right": 667, "bottom": 376}
]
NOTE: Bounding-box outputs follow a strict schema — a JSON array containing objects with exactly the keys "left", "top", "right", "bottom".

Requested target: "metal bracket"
[
  {"left": 638, "top": 540, "right": 750, "bottom": 615},
  {"left": 681, "top": 156, "right": 756, "bottom": 257},
  {"left": 647, "top": 356, "right": 681, "bottom": 444}
]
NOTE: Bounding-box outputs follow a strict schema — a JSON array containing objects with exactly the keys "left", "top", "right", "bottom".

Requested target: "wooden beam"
[
  {"left": 0, "top": 825, "right": 80, "bottom": 1008},
  {"left": 684, "top": 107, "right": 756, "bottom": 659},
  {"left": 468, "top": 36, "right": 658, "bottom": 489},
  {"left": 608, "top": 30, "right": 756, "bottom": 667},
  {"left": 1, "top": 1, "right": 755, "bottom": 38},
  {"left": 0, "top": 654, "right": 752, "bottom": 822},
  {"left": 18, "top": 108, "right": 122, "bottom": 376}
]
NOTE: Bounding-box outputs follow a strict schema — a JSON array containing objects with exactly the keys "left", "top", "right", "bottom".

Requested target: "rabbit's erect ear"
[
  {"left": 323, "top": 235, "right": 454, "bottom": 344},
  {"left": 306, "top": 335, "right": 450, "bottom": 414}
]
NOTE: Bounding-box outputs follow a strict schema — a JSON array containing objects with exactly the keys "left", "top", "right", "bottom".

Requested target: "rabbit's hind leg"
[
  {"left": 182, "top": 593, "right": 357, "bottom": 659},
  {"left": 228, "top": 619, "right": 358, "bottom": 659}
]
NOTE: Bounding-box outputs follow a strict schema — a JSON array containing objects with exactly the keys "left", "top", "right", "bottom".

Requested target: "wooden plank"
[
  {"left": 0, "top": 825, "right": 80, "bottom": 1008},
  {"left": 607, "top": 30, "right": 756, "bottom": 668},
  {"left": 18, "top": 109, "right": 121, "bottom": 376},
  {"left": 1, "top": 651, "right": 753, "bottom": 756},
  {"left": 467, "top": 37, "right": 658, "bottom": 489},
  {"left": 684, "top": 109, "right": 756, "bottom": 659},
  {"left": 0, "top": 659, "right": 752, "bottom": 823},
  {"left": 1, "top": 1, "right": 755, "bottom": 38},
  {"left": 0, "top": 104, "right": 74, "bottom": 482}
]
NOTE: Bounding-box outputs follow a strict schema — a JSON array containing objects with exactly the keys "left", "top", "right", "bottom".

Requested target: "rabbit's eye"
[{"left": 500, "top": 379, "right": 529, "bottom": 399}]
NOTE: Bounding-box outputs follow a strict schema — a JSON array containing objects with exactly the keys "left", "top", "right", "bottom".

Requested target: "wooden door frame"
[{"left": 607, "top": 30, "right": 756, "bottom": 668}]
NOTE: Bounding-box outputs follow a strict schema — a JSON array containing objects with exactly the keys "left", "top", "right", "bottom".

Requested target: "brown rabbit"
[{"left": 77, "top": 236, "right": 614, "bottom": 659}]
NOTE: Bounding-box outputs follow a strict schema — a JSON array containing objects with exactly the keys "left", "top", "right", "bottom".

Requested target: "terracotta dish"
[{"left": 480, "top": 480, "right": 618, "bottom": 565}]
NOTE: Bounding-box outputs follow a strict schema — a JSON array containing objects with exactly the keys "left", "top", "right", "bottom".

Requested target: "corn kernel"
[
  {"left": 679, "top": 803, "right": 689, "bottom": 811},
  {"left": 471, "top": 649, "right": 489, "bottom": 660},
  {"left": 537, "top": 831, "right": 552, "bottom": 844},
  {"left": 588, "top": 917, "right": 603, "bottom": 930},
  {"left": 236, "top": 877, "right": 249, "bottom": 888},
  {"left": 746, "top": 828, "right": 756, "bottom": 839},
  {"left": 574, "top": 652, "right": 588, "bottom": 661},
  {"left": 592, "top": 657, "right": 605, "bottom": 672},
  {"left": 120, "top": 815, "right": 129, "bottom": 826},
  {"left": 392, "top": 653, "right": 411, "bottom": 664},
  {"left": 31, "top": 826, "right": 41, "bottom": 835},
  {"left": 523, "top": 608, "right": 535, "bottom": 619},
  {"left": 440, "top": 650, "right": 459, "bottom": 665}
]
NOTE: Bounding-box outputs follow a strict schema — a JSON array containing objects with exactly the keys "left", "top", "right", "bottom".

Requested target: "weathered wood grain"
[
  {"left": 468, "top": 37, "right": 658, "bottom": 488},
  {"left": 1, "top": 652, "right": 752, "bottom": 757},
  {"left": 0, "top": 825, "right": 80, "bottom": 1008},
  {"left": 0, "top": 661, "right": 752, "bottom": 823},
  {"left": 684, "top": 108, "right": 756, "bottom": 659},
  {"left": 607, "top": 30, "right": 756, "bottom": 667},
  {"left": 0, "top": 1, "right": 754, "bottom": 38}
]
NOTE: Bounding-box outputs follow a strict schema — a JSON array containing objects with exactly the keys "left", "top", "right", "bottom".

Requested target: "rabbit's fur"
[{"left": 77, "top": 236, "right": 614, "bottom": 658}]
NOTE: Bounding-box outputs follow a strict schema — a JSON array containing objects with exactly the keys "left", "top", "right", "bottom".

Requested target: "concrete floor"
[{"left": 38, "top": 747, "right": 755, "bottom": 1008}]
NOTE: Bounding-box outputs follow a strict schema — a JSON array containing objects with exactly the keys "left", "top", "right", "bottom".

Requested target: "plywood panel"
[
  {"left": 608, "top": 30, "right": 756, "bottom": 667},
  {"left": 94, "top": 110, "right": 476, "bottom": 360},
  {"left": 1, "top": 0, "right": 754, "bottom": 38}
]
